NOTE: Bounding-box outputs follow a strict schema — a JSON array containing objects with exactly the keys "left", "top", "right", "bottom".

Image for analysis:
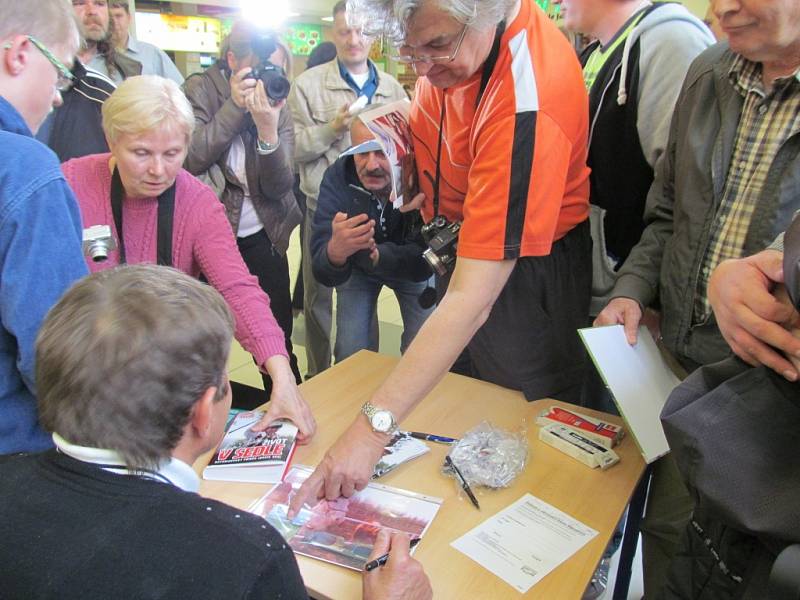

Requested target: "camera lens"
[
  {"left": 266, "top": 76, "right": 290, "bottom": 102},
  {"left": 87, "top": 240, "right": 109, "bottom": 262},
  {"left": 262, "top": 70, "right": 290, "bottom": 102},
  {"left": 422, "top": 248, "right": 448, "bottom": 277}
]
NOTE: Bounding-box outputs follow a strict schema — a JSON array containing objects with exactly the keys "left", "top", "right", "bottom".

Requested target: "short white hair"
[
  {"left": 0, "top": 0, "right": 79, "bottom": 54},
  {"left": 346, "top": 0, "right": 515, "bottom": 45},
  {"left": 102, "top": 75, "right": 195, "bottom": 145}
]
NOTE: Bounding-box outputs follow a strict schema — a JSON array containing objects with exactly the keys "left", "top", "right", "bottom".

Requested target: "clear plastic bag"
[{"left": 443, "top": 421, "right": 529, "bottom": 489}]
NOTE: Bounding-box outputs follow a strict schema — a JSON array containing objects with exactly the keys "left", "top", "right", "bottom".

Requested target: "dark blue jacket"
[
  {"left": 311, "top": 155, "right": 430, "bottom": 287},
  {"left": 0, "top": 96, "right": 88, "bottom": 454}
]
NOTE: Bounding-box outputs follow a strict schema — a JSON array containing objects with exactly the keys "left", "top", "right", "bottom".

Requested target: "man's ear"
[
  {"left": 189, "top": 386, "right": 217, "bottom": 442},
  {"left": 2, "top": 35, "right": 31, "bottom": 77}
]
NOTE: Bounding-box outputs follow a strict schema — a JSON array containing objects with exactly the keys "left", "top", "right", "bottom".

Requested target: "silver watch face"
[{"left": 370, "top": 410, "right": 394, "bottom": 433}]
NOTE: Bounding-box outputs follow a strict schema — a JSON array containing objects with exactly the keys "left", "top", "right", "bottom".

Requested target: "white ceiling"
[{"left": 167, "top": 0, "right": 337, "bottom": 19}]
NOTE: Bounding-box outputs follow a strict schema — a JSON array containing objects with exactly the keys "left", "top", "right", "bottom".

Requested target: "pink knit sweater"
[{"left": 63, "top": 153, "right": 288, "bottom": 365}]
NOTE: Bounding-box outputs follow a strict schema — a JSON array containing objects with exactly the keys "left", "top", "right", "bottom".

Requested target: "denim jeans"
[{"left": 334, "top": 269, "right": 434, "bottom": 363}]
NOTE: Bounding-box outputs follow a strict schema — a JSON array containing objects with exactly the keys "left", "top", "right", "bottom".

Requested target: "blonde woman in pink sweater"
[{"left": 62, "top": 75, "right": 316, "bottom": 442}]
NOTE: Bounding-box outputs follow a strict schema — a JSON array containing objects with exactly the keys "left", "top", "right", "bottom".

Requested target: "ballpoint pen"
[
  {"left": 444, "top": 455, "right": 480, "bottom": 510},
  {"left": 364, "top": 538, "right": 422, "bottom": 571},
  {"left": 409, "top": 431, "right": 458, "bottom": 444}
]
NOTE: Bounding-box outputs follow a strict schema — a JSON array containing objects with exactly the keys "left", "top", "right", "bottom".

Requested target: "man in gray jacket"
[
  {"left": 183, "top": 21, "right": 302, "bottom": 394},
  {"left": 289, "top": 0, "right": 406, "bottom": 378},
  {"left": 594, "top": 0, "right": 800, "bottom": 594}
]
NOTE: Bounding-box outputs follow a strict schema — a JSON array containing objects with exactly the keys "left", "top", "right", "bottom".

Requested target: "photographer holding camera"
[
  {"left": 289, "top": 0, "right": 592, "bottom": 517},
  {"left": 311, "top": 114, "right": 433, "bottom": 363},
  {"left": 184, "top": 21, "right": 303, "bottom": 398}
]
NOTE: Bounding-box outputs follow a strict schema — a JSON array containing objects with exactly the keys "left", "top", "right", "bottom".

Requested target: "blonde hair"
[
  {"left": 0, "top": 0, "right": 79, "bottom": 54},
  {"left": 102, "top": 75, "right": 195, "bottom": 145}
]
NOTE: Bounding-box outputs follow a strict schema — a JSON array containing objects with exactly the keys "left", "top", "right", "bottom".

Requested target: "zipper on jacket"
[{"left": 588, "top": 63, "right": 624, "bottom": 148}]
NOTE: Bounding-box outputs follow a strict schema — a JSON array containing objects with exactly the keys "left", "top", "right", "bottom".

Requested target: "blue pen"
[{"left": 409, "top": 431, "right": 458, "bottom": 444}]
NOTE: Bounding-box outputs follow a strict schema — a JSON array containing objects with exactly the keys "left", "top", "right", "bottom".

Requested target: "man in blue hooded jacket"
[{"left": 311, "top": 116, "right": 432, "bottom": 363}]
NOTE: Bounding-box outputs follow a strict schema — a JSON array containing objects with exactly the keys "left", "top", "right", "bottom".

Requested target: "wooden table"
[{"left": 197, "top": 351, "right": 646, "bottom": 599}]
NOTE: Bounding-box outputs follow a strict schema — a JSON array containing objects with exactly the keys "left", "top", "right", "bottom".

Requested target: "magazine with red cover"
[{"left": 203, "top": 412, "right": 297, "bottom": 484}]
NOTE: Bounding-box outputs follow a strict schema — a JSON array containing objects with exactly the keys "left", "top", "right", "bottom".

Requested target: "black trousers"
[
  {"left": 237, "top": 229, "right": 302, "bottom": 396},
  {"left": 438, "top": 220, "right": 592, "bottom": 404}
]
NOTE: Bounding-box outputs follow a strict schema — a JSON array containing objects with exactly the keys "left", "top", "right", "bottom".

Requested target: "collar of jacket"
[
  {"left": 0, "top": 95, "right": 32, "bottom": 137},
  {"left": 321, "top": 58, "right": 385, "bottom": 93},
  {"left": 207, "top": 61, "right": 233, "bottom": 100}
]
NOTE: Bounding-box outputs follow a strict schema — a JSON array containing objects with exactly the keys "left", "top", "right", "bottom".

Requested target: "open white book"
[{"left": 578, "top": 325, "right": 681, "bottom": 463}]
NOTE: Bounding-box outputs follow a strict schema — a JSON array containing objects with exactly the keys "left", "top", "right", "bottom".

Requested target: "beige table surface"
[{"left": 197, "top": 350, "right": 646, "bottom": 599}]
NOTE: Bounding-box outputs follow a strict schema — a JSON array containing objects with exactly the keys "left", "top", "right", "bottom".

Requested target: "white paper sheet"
[
  {"left": 450, "top": 493, "right": 598, "bottom": 593},
  {"left": 579, "top": 325, "right": 681, "bottom": 463}
]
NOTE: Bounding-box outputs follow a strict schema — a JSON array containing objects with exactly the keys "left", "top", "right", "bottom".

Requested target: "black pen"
[
  {"left": 445, "top": 455, "right": 480, "bottom": 510},
  {"left": 409, "top": 431, "right": 458, "bottom": 444},
  {"left": 364, "top": 537, "right": 421, "bottom": 571}
]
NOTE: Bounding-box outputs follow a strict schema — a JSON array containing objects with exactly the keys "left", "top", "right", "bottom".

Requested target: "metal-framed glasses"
[
  {"left": 390, "top": 23, "right": 469, "bottom": 65},
  {"left": 2, "top": 36, "right": 74, "bottom": 92}
]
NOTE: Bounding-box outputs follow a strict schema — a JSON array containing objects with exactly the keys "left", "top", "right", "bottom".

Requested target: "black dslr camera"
[
  {"left": 244, "top": 33, "right": 291, "bottom": 103},
  {"left": 420, "top": 215, "right": 461, "bottom": 276}
]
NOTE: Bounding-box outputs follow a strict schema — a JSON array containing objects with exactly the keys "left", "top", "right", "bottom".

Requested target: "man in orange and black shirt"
[{"left": 289, "top": 0, "right": 592, "bottom": 512}]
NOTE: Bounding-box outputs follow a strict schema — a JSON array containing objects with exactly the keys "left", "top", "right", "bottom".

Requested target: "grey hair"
[
  {"left": 346, "top": 0, "right": 515, "bottom": 45},
  {"left": 37, "top": 265, "right": 234, "bottom": 471}
]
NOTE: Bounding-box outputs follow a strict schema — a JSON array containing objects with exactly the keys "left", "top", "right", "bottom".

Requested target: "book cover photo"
[
  {"left": 203, "top": 412, "right": 298, "bottom": 484},
  {"left": 249, "top": 466, "right": 442, "bottom": 571}
]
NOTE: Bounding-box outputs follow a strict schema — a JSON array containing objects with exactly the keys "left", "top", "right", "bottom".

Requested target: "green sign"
[
  {"left": 285, "top": 24, "right": 323, "bottom": 56},
  {"left": 535, "top": 0, "right": 561, "bottom": 17}
]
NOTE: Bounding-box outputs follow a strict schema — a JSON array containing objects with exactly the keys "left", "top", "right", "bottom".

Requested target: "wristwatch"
[
  {"left": 256, "top": 137, "right": 280, "bottom": 155},
  {"left": 361, "top": 401, "right": 398, "bottom": 434}
]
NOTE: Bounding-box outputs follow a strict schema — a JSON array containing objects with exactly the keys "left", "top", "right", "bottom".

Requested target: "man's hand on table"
[
  {"left": 252, "top": 355, "right": 317, "bottom": 443},
  {"left": 709, "top": 250, "right": 800, "bottom": 381},
  {"left": 287, "top": 416, "right": 387, "bottom": 517},
  {"left": 363, "top": 530, "right": 433, "bottom": 600}
]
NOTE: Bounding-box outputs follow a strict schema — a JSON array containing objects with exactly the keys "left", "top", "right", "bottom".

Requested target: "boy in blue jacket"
[{"left": 0, "top": 0, "right": 89, "bottom": 454}]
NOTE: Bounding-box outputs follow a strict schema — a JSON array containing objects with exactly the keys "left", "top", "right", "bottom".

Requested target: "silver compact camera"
[{"left": 82, "top": 225, "right": 117, "bottom": 262}]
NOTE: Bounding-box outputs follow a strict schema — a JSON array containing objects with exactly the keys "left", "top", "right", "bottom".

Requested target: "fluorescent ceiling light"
[{"left": 321, "top": 16, "right": 333, "bottom": 22}]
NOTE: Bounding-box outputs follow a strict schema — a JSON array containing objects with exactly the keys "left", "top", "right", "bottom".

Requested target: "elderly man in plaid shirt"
[{"left": 593, "top": 0, "right": 800, "bottom": 596}]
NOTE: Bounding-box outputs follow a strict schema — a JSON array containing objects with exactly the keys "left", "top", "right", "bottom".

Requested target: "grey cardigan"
[
  {"left": 611, "top": 43, "right": 800, "bottom": 367},
  {"left": 183, "top": 62, "right": 301, "bottom": 254}
]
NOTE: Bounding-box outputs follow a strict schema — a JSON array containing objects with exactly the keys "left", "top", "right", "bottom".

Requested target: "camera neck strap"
[
  {"left": 110, "top": 167, "right": 176, "bottom": 267},
  {"left": 431, "top": 20, "right": 505, "bottom": 219}
]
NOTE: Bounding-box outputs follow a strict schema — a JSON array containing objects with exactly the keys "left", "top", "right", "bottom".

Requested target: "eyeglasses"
[
  {"left": 390, "top": 23, "right": 469, "bottom": 65},
  {"left": 2, "top": 35, "right": 74, "bottom": 92}
]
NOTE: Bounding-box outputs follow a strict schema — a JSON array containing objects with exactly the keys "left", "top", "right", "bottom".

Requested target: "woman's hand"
[
  {"left": 252, "top": 355, "right": 317, "bottom": 443},
  {"left": 247, "top": 80, "right": 284, "bottom": 145}
]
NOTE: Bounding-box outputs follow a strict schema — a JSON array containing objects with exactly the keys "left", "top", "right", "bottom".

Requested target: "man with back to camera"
[
  {"left": 289, "top": 0, "right": 407, "bottom": 379},
  {"left": 311, "top": 112, "right": 433, "bottom": 363},
  {"left": 0, "top": 264, "right": 432, "bottom": 600},
  {"left": 108, "top": 0, "right": 183, "bottom": 84},
  {"left": 183, "top": 21, "right": 304, "bottom": 400},
  {"left": 592, "top": 0, "right": 800, "bottom": 593},
  {"left": 0, "top": 0, "right": 89, "bottom": 454},
  {"left": 289, "top": 0, "right": 593, "bottom": 521}
]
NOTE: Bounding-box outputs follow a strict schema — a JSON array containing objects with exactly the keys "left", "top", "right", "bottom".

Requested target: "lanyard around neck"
[
  {"left": 110, "top": 167, "right": 176, "bottom": 267},
  {"left": 431, "top": 20, "right": 505, "bottom": 219}
]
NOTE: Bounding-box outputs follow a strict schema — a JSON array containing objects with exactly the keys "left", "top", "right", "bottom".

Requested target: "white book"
[{"left": 578, "top": 325, "right": 681, "bottom": 463}]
